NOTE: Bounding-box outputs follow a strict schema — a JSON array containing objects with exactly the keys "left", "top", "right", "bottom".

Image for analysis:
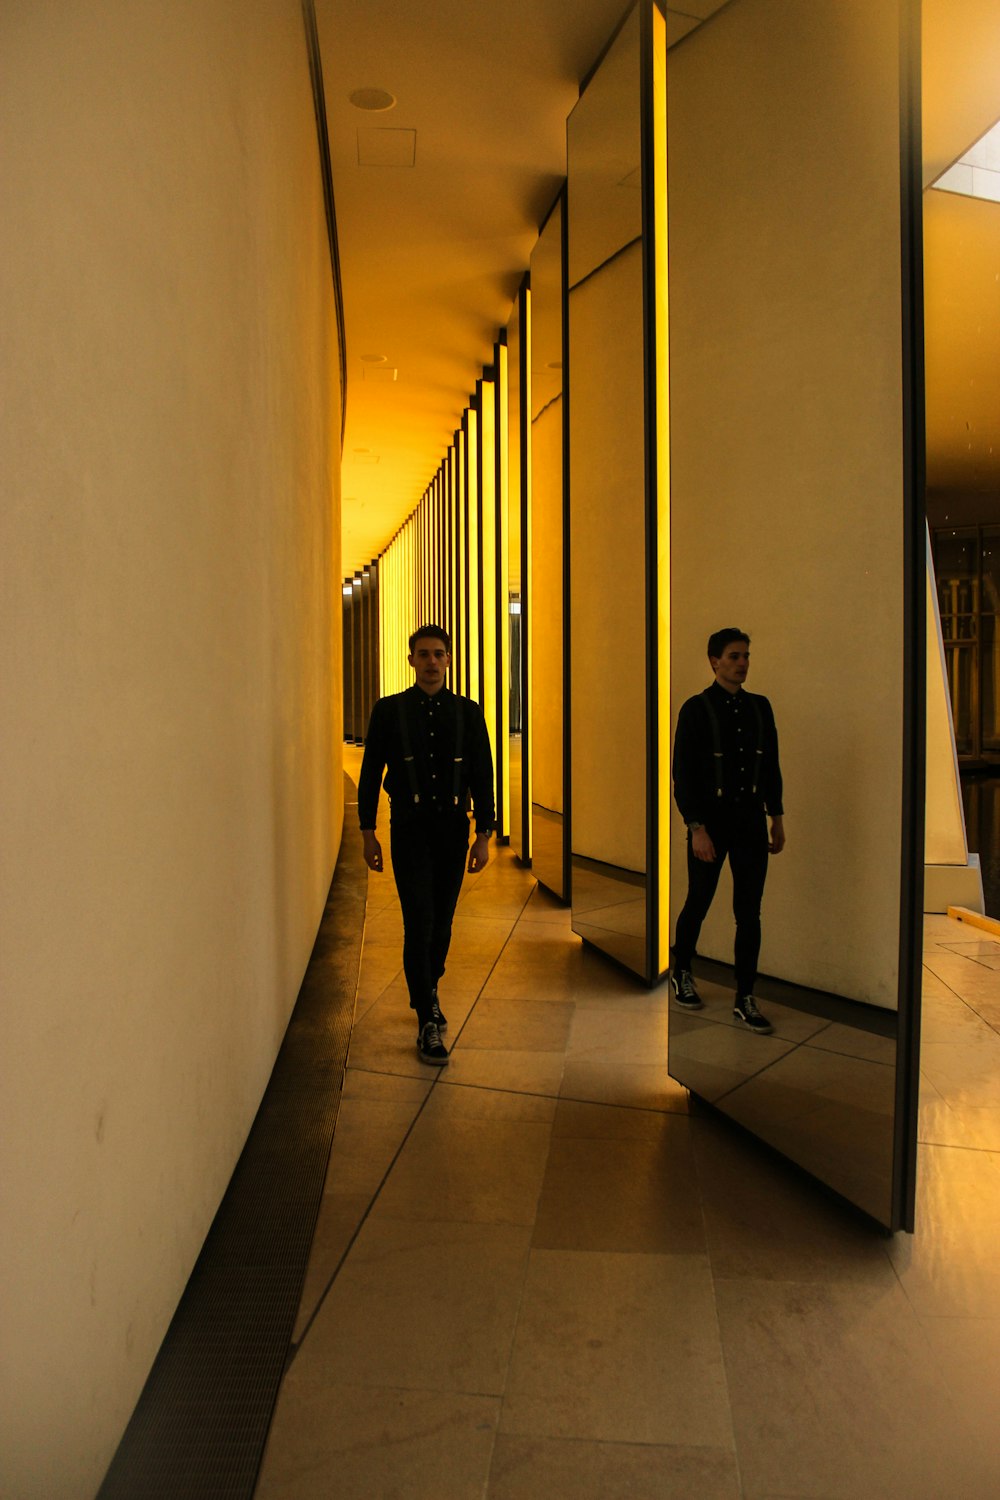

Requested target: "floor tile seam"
[
  {"left": 688, "top": 1219, "right": 744, "bottom": 1483},
  {"left": 445, "top": 881, "right": 544, "bottom": 1054},
  {"left": 286, "top": 1049, "right": 439, "bottom": 1360},
  {"left": 885, "top": 1294, "right": 998, "bottom": 1429},
  {"left": 289, "top": 874, "right": 537, "bottom": 1355},
  {"left": 918, "top": 1138, "right": 1000, "bottom": 1162},
  {"left": 709, "top": 1269, "right": 898, "bottom": 1290},
  {"left": 700, "top": 1032, "right": 834, "bottom": 1111},
  {"left": 490, "top": 1427, "right": 742, "bottom": 1458},
  {"left": 917, "top": 1135, "right": 1000, "bottom": 1154},
  {"left": 559, "top": 1090, "right": 685, "bottom": 1117},
  {"left": 921, "top": 960, "right": 995, "bottom": 1020}
]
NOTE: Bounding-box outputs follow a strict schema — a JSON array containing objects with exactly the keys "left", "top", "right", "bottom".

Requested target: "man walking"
[
  {"left": 358, "top": 625, "right": 495, "bottom": 1064},
  {"left": 670, "top": 628, "right": 784, "bottom": 1034}
]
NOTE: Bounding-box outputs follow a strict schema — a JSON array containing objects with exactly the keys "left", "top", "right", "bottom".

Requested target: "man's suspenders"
[
  {"left": 699, "top": 689, "right": 764, "bottom": 798},
  {"left": 395, "top": 694, "right": 465, "bottom": 809},
  {"left": 396, "top": 697, "right": 421, "bottom": 805},
  {"left": 452, "top": 699, "right": 464, "bottom": 807}
]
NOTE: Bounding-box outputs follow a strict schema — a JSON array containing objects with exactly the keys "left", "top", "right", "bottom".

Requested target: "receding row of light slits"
[{"left": 374, "top": 346, "right": 512, "bottom": 837}]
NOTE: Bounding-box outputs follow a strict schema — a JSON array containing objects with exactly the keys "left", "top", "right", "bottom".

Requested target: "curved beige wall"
[{"left": 0, "top": 3, "right": 343, "bottom": 1494}]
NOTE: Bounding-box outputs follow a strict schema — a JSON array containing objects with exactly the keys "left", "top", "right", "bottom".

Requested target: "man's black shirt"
[
  {"left": 672, "top": 682, "right": 783, "bottom": 827},
  {"left": 358, "top": 685, "right": 495, "bottom": 833}
]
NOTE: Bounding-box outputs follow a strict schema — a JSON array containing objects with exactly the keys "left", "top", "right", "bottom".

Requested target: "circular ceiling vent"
[{"left": 349, "top": 87, "right": 396, "bottom": 112}]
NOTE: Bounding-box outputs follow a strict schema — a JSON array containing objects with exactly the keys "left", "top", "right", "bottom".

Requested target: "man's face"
[
  {"left": 408, "top": 637, "right": 451, "bottom": 694},
  {"left": 710, "top": 639, "right": 750, "bottom": 691}
]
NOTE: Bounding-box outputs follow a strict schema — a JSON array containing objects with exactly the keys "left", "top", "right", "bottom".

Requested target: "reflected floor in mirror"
[
  {"left": 256, "top": 780, "right": 1000, "bottom": 1498},
  {"left": 571, "top": 854, "right": 647, "bottom": 975},
  {"left": 530, "top": 803, "right": 565, "bottom": 900},
  {"left": 668, "top": 960, "right": 896, "bottom": 1225}
]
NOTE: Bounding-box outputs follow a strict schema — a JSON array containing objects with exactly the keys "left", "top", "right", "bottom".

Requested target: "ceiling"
[
  {"left": 318, "top": 0, "right": 729, "bottom": 574},
  {"left": 323, "top": 0, "right": 1000, "bottom": 573}
]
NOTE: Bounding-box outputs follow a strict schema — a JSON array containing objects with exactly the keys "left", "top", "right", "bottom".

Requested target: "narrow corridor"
[{"left": 255, "top": 764, "right": 1000, "bottom": 1498}]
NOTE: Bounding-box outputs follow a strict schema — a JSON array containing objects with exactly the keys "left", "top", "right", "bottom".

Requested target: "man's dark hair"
[
  {"left": 707, "top": 627, "right": 749, "bottom": 661},
  {"left": 409, "top": 623, "right": 451, "bottom": 653}
]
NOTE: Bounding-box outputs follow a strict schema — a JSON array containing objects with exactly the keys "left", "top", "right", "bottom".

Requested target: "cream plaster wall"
[
  {"left": 0, "top": 3, "right": 342, "bottom": 1494},
  {"left": 667, "top": 0, "right": 907, "bottom": 1008}
]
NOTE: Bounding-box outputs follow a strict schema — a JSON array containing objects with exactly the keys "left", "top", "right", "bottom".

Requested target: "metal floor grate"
[{"left": 97, "top": 783, "right": 365, "bottom": 1499}]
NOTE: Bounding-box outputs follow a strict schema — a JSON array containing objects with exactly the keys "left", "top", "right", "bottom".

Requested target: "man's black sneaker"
[
  {"left": 733, "top": 995, "right": 773, "bottom": 1034},
  {"left": 429, "top": 989, "right": 448, "bottom": 1031},
  {"left": 669, "top": 969, "right": 702, "bottom": 1009},
  {"left": 417, "top": 1020, "right": 449, "bottom": 1065}
]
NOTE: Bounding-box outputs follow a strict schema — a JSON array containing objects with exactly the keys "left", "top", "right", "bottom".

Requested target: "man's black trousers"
[
  {"left": 390, "top": 810, "right": 470, "bottom": 1026},
  {"left": 672, "top": 806, "right": 769, "bottom": 995}
]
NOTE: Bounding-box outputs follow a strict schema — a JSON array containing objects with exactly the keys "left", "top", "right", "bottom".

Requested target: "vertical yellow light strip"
[
  {"left": 447, "top": 451, "right": 456, "bottom": 684},
  {"left": 432, "top": 475, "right": 440, "bottom": 626},
  {"left": 426, "top": 484, "right": 432, "bottom": 626},
  {"left": 480, "top": 379, "right": 498, "bottom": 780},
  {"left": 405, "top": 519, "right": 412, "bottom": 682},
  {"left": 466, "top": 405, "right": 480, "bottom": 704},
  {"left": 382, "top": 545, "right": 390, "bottom": 692},
  {"left": 439, "top": 468, "right": 446, "bottom": 630},
  {"left": 497, "top": 342, "right": 510, "bottom": 837},
  {"left": 448, "top": 448, "right": 456, "bottom": 663},
  {"left": 654, "top": 0, "right": 671, "bottom": 975},
  {"left": 378, "top": 550, "right": 387, "bottom": 693},
  {"left": 524, "top": 286, "right": 533, "bottom": 861},
  {"left": 456, "top": 428, "right": 467, "bottom": 693}
]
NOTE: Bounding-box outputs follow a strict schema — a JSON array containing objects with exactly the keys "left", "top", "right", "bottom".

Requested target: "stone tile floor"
[{"left": 255, "top": 809, "right": 1000, "bottom": 1497}]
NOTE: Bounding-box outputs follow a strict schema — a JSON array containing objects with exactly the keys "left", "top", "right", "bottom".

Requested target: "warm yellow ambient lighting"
[
  {"left": 466, "top": 407, "right": 480, "bottom": 704},
  {"left": 497, "top": 343, "right": 511, "bottom": 837},
  {"left": 456, "top": 427, "right": 467, "bottom": 693},
  {"left": 480, "top": 380, "right": 498, "bottom": 788},
  {"left": 653, "top": 0, "right": 670, "bottom": 977},
  {"left": 523, "top": 287, "right": 533, "bottom": 861}
]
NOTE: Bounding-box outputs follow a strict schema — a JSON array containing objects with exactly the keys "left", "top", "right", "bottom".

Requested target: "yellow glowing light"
[
  {"left": 523, "top": 286, "right": 533, "bottom": 861},
  {"left": 654, "top": 0, "right": 670, "bottom": 976},
  {"left": 466, "top": 406, "right": 480, "bottom": 704},
  {"left": 497, "top": 342, "right": 511, "bottom": 836},
  {"left": 480, "top": 379, "right": 498, "bottom": 792}
]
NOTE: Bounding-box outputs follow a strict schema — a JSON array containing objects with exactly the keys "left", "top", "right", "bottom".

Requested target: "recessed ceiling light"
[
  {"left": 359, "top": 353, "right": 387, "bottom": 364},
  {"left": 350, "top": 87, "right": 396, "bottom": 112}
]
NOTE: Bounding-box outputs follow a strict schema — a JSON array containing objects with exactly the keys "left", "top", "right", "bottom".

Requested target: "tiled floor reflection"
[{"left": 256, "top": 811, "right": 1000, "bottom": 1498}]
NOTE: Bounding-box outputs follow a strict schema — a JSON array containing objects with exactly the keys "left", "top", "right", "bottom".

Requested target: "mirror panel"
[
  {"left": 507, "top": 285, "right": 528, "bottom": 860},
  {"left": 530, "top": 197, "right": 567, "bottom": 897},
  {"left": 665, "top": 0, "right": 922, "bottom": 1230},
  {"left": 568, "top": 5, "right": 648, "bottom": 971}
]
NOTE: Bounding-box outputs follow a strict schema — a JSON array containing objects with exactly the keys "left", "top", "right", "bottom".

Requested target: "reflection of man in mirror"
[
  {"left": 358, "top": 625, "right": 495, "bottom": 1066},
  {"left": 670, "top": 628, "right": 784, "bottom": 1034}
]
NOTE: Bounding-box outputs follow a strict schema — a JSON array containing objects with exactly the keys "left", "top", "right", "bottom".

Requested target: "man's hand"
[
  {"left": 768, "top": 816, "right": 785, "bottom": 855},
  {"left": 467, "top": 832, "right": 490, "bottom": 873},
  {"left": 691, "top": 826, "right": 716, "bottom": 863},
  {"left": 362, "top": 830, "right": 384, "bottom": 873}
]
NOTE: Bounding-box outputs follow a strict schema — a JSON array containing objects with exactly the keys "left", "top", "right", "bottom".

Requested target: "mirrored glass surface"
[
  {"left": 568, "top": 4, "right": 648, "bottom": 976},
  {"left": 664, "top": 0, "right": 922, "bottom": 1230},
  {"left": 530, "top": 199, "right": 567, "bottom": 898},
  {"left": 507, "top": 290, "right": 525, "bottom": 859},
  {"left": 669, "top": 967, "right": 896, "bottom": 1223}
]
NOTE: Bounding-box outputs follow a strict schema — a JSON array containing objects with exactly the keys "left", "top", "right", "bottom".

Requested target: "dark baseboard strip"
[{"left": 97, "top": 776, "right": 365, "bottom": 1500}]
